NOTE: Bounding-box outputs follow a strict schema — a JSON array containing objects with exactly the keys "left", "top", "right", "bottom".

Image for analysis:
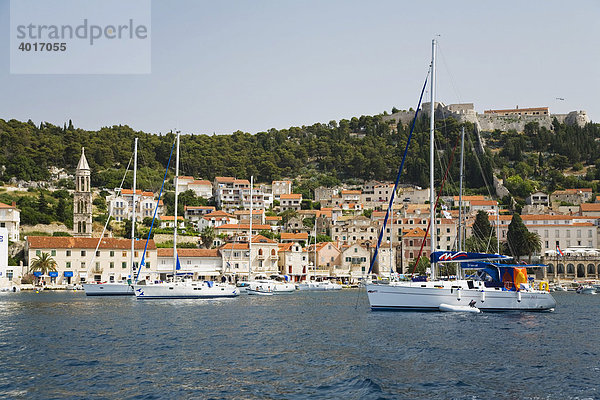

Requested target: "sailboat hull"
[
  {"left": 248, "top": 280, "right": 295, "bottom": 293},
  {"left": 366, "top": 282, "right": 556, "bottom": 312},
  {"left": 83, "top": 283, "right": 134, "bottom": 296},
  {"left": 133, "top": 282, "right": 239, "bottom": 299}
]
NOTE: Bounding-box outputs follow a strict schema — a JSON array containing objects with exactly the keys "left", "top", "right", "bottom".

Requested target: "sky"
[{"left": 0, "top": 0, "right": 599, "bottom": 135}]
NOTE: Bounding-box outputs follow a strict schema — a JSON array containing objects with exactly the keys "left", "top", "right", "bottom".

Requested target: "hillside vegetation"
[{"left": 0, "top": 115, "right": 598, "bottom": 205}]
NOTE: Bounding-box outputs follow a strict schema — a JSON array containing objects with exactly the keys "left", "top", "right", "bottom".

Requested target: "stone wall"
[
  {"left": 384, "top": 103, "right": 590, "bottom": 134},
  {"left": 153, "top": 233, "right": 199, "bottom": 246}
]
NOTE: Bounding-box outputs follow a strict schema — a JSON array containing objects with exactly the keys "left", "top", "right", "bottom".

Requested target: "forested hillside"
[{"left": 0, "top": 115, "right": 598, "bottom": 202}]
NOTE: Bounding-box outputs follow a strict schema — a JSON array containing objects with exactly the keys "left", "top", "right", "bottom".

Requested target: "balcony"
[{"left": 92, "top": 267, "right": 103, "bottom": 274}]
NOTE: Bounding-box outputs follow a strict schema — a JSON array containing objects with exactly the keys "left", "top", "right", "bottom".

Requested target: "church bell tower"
[{"left": 73, "top": 147, "right": 93, "bottom": 237}]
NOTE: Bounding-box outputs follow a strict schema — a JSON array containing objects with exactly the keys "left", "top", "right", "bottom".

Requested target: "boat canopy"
[
  {"left": 431, "top": 251, "right": 511, "bottom": 264},
  {"left": 459, "top": 261, "right": 548, "bottom": 270}
]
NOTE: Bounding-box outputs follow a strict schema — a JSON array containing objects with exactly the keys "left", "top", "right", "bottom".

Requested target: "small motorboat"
[
  {"left": 439, "top": 303, "right": 481, "bottom": 313},
  {"left": 246, "top": 285, "right": 274, "bottom": 296},
  {"left": 576, "top": 286, "right": 596, "bottom": 295}
]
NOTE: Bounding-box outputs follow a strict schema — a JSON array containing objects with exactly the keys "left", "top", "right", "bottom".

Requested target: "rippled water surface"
[{"left": 0, "top": 290, "right": 597, "bottom": 399}]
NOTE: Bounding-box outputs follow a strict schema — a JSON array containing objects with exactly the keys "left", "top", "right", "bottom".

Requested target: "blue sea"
[{"left": 0, "top": 290, "right": 597, "bottom": 399}]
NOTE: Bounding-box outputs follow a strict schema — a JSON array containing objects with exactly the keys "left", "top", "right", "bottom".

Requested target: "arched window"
[
  {"left": 547, "top": 263, "right": 554, "bottom": 274},
  {"left": 577, "top": 264, "right": 585, "bottom": 278},
  {"left": 567, "top": 263, "right": 575, "bottom": 274},
  {"left": 587, "top": 264, "right": 595, "bottom": 275},
  {"left": 271, "top": 249, "right": 276, "bottom": 256},
  {"left": 557, "top": 263, "right": 564, "bottom": 274},
  {"left": 258, "top": 249, "right": 263, "bottom": 256}
]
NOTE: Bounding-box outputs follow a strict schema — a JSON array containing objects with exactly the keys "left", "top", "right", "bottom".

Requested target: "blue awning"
[
  {"left": 64, "top": 271, "right": 73, "bottom": 277},
  {"left": 33, "top": 271, "right": 42, "bottom": 277},
  {"left": 49, "top": 271, "right": 58, "bottom": 277}
]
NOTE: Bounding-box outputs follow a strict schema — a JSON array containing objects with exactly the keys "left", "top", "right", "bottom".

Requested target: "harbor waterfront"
[{"left": 0, "top": 290, "right": 598, "bottom": 399}]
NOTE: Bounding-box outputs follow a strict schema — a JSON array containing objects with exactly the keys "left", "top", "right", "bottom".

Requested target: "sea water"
[{"left": 0, "top": 291, "right": 597, "bottom": 399}]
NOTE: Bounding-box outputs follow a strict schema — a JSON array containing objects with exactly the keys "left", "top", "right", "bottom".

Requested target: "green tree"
[
  {"left": 55, "top": 198, "right": 67, "bottom": 224},
  {"left": 523, "top": 230, "right": 542, "bottom": 263},
  {"left": 200, "top": 226, "right": 215, "bottom": 249},
  {"left": 472, "top": 210, "right": 492, "bottom": 241},
  {"left": 36, "top": 191, "right": 50, "bottom": 216},
  {"left": 506, "top": 214, "right": 529, "bottom": 260},
  {"left": 29, "top": 252, "right": 57, "bottom": 283},
  {"left": 409, "top": 256, "right": 429, "bottom": 276},
  {"left": 123, "top": 219, "right": 139, "bottom": 239}
]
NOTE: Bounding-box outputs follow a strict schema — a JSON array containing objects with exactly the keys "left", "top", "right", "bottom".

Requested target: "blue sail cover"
[{"left": 431, "top": 251, "right": 511, "bottom": 264}]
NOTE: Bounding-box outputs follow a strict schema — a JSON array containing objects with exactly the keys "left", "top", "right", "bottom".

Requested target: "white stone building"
[
  {"left": 278, "top": 242, "right": 308, "bottom": 282},
  {"left": 26, "top": 236, "right": 158, "bottom": 284},
  {"left": 219, "top": 235, "right": 279, "bottom": 280},
  {"left": 279, "top": 193, "right": 302, "bottom": 212},
  {"left": 0, "top": 202, "right": 20, "bottom": 241}
]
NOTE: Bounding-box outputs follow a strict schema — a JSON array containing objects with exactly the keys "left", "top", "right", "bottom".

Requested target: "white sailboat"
[
  {"left": 365, "top": 39, "right": 556, "bottom": 312},
  {"left": 84, "top": 138, "right": 140, "bottom": 296},
  {"left": 134, "top": 131, "right": 239, "bottom": 299}
]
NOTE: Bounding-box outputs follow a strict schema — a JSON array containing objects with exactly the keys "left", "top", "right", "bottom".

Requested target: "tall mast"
[
  {"left": 390, "top": 192, "right": 394, "bottom": 278},
  {"left": 313, "top": 221, "right": 317, "bottom": 281},
  {"left": 172, "top": 131, "right": 180, "bottom": 281},
  {"left": 248, "top": 175, "right": 253, "bottom": 280},
  {"left": 497, "top": 209, "right": 500, "bottom": 254},
  {"left": 429, "top": 38, "right": 437, "bottom": 279},
  {"left": 130, "top": 138, "right": 138, "bottom": 281},
  {"left": 458, "top": 126, "right": 465, "bottom": 280}
]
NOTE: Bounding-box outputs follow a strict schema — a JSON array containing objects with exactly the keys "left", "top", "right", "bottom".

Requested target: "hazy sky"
[{"left": 1, "top": 0, "right": 598, "bottom": 134}]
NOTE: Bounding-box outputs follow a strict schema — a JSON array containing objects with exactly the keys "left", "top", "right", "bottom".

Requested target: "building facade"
[{"left": 26, "top": 236, "right": 157, "bottom": 284}]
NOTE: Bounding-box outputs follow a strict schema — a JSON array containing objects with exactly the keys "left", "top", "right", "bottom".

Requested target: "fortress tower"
[{"left": 73, "top": 147, "right": 93, "bottom": 237}]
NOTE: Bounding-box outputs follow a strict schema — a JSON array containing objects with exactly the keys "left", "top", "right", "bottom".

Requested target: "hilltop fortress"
[{"left": 382, "top": 103, "right": 590, "bottom": 132}]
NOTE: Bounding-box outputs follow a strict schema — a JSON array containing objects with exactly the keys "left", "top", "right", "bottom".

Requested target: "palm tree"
[
  {"left": 523, "top": 231, "right": 542, "bottom": 263},
  {"left": 29, "top": 252, "right": 58, "bottom": 284},
  {"left": 200, "top": 226, "right": 215, "bottom": 249}
]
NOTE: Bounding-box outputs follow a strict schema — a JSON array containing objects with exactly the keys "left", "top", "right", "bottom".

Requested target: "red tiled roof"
[
  {"left": 160, "top": 216, "right": 184, "bottom": 221},
  {"left": 308, "top": 242, "right": 339, "bottom": 253},
  {"left": 403, "top": 227, "right": 429, "bottom": 238},
  {"left": 233, "top": 210, "right": 264, "bottom": 215},
  {"left": 580, "top": 204, "right": 600, "bottom": 212},
  {"left": 280, "top": 194, "right": 302, "bottom": 200},
  {"left": 452, "top": 195, "right": 485, "bottom": 201},
  {"left": 121, "top": 189, "right": 154, "bottom": 197},
  {"left": 190, "top": 180, "right": 211, "bottom": 186},
  {"left": 185, "top": 206, "right": 215, "bottom": 211},
  {"left": 215, "top": 176, "right": 236, "bottom": 183},
  {"left": 220, "top": 243, "right": 249, "bottom": 250},
  {"left": 215, "top": 224, "right": 272, "bottom": 230},
  {"left": 157, "top": 248, "right": 219, "bottom": 257},
  {"left": 205, "top": 210, "right": 233, "bottom": 218},
  {"left": 278, "top": 243, "right": 294, "bottom": 251},
  {"left": 27, "top": 236, "right": 156, "bottom": 250},
  {"left": 470, "top": 200, "right": 498, "bottom": 206},
  {"left": 281, "top": 232, "right": 308, "bottom": 240}
]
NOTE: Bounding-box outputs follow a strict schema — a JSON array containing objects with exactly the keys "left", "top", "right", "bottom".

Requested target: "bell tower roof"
[{"left": 77, "top": 147, "right": 90, "bottom": 171}]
